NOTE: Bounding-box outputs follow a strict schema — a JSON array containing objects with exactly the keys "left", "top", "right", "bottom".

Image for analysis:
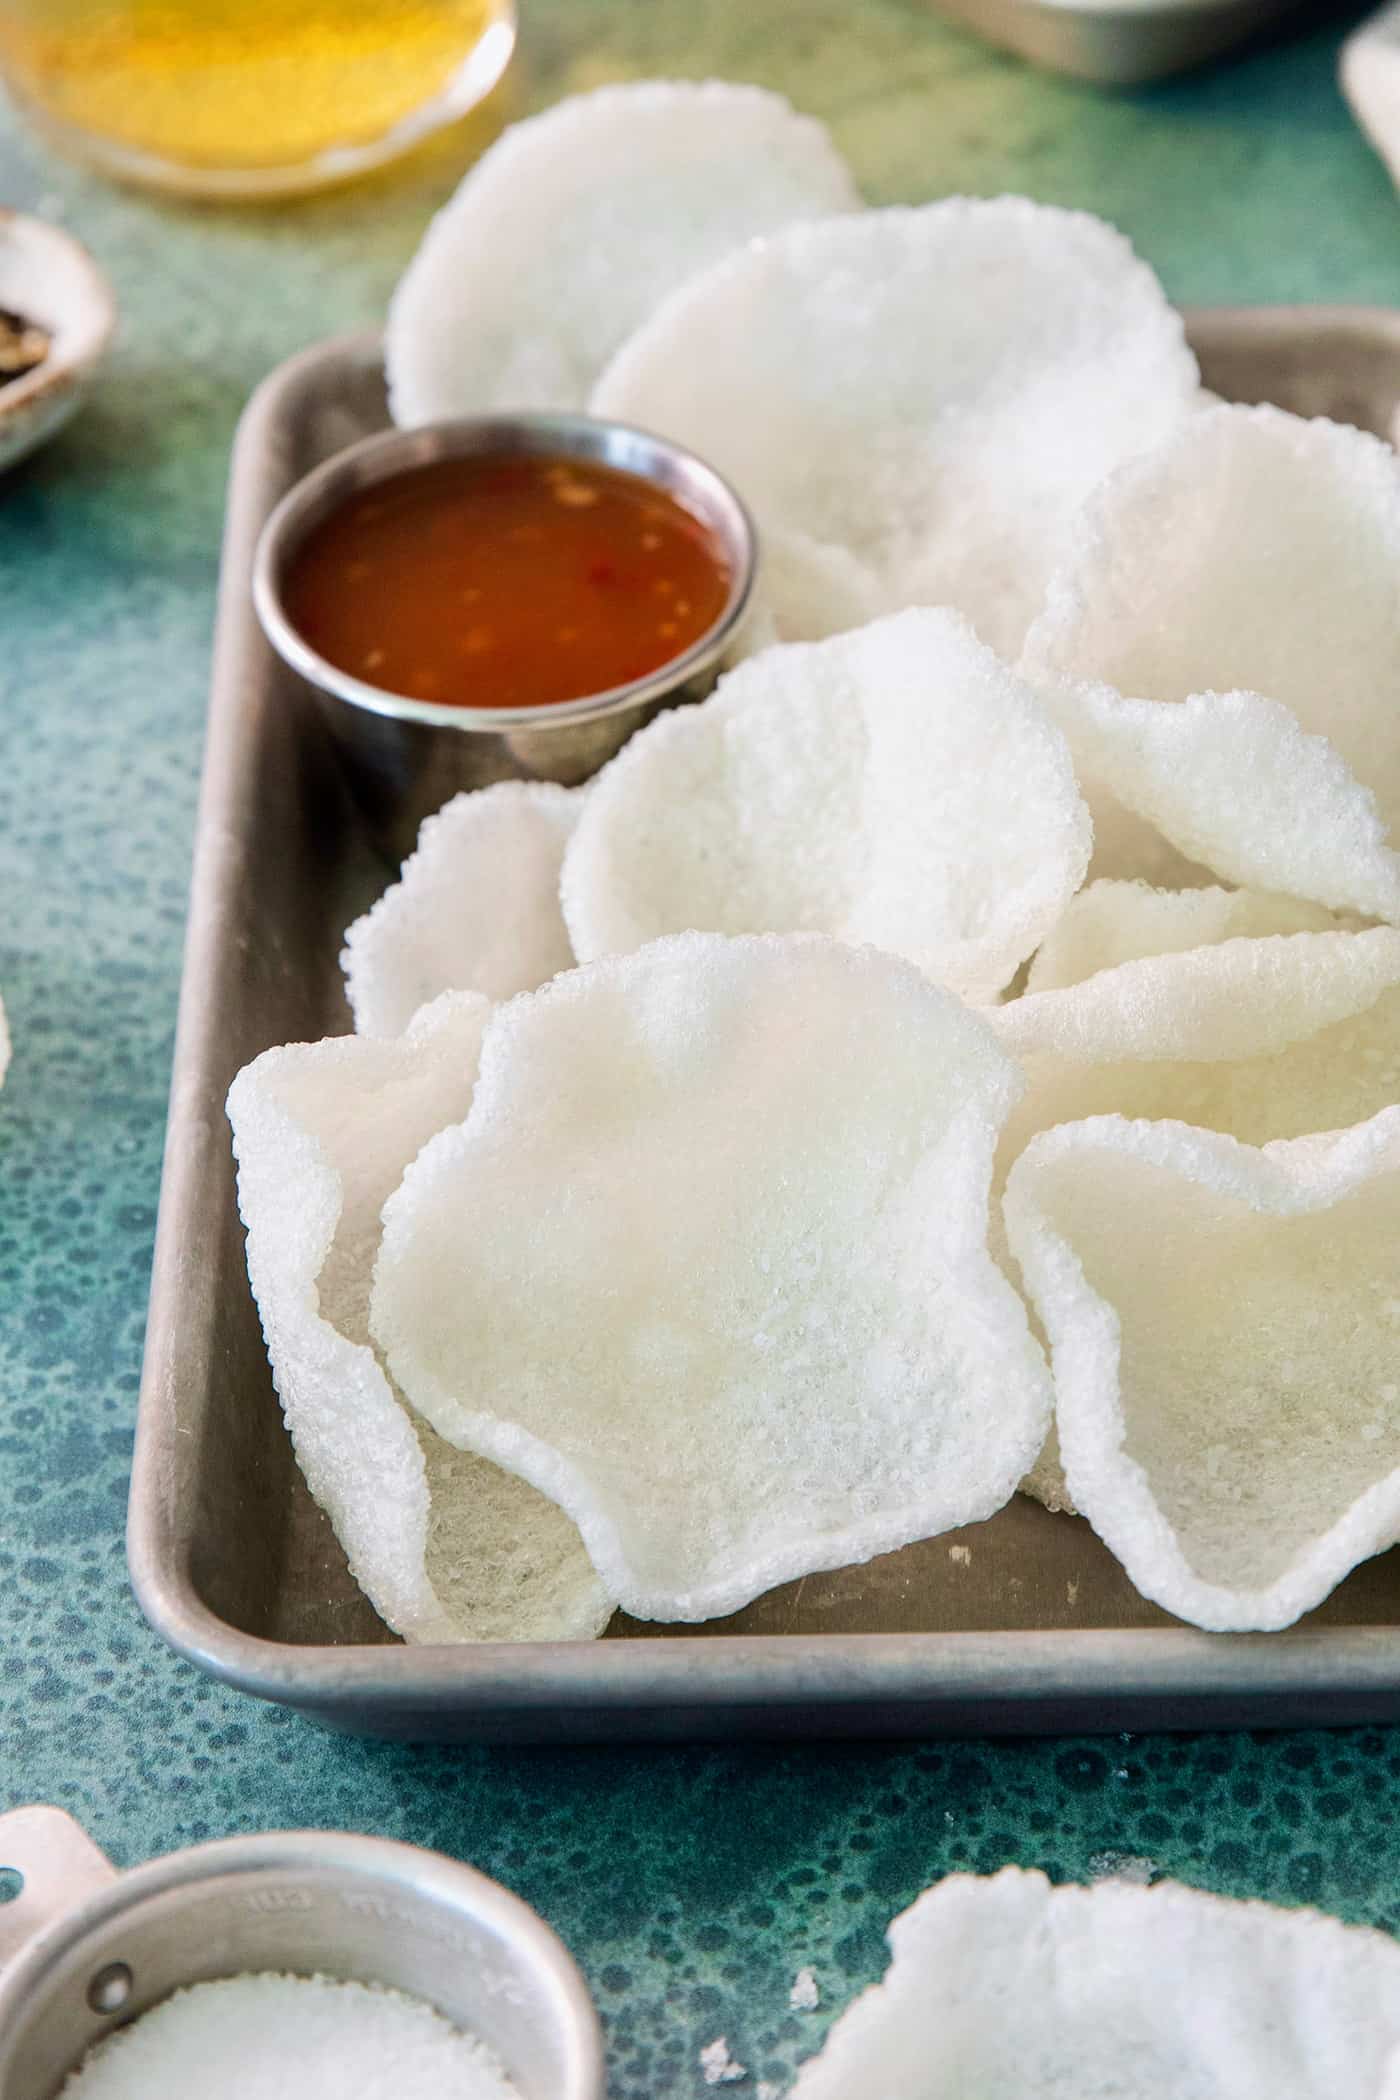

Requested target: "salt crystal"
[
  {"left": 60, "top": 1972, "right": 518, "bottom": 2100},
  {"left": 789, "top": 1967, "right": 820, "bottom": 2011},
  {"left": 1088, "top": 1850, "right": 1156, "bottom": 1886},
  {"left": 948, "top": 1544, "right": 972, "bottom": 1567},
  {"left": 701, "top": 2036, "right": 748, "bottom": 2084}
]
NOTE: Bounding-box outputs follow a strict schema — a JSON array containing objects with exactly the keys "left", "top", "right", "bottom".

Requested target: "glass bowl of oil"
[{"left": 0, "top": 0, "right": 516, "bottom": 199}]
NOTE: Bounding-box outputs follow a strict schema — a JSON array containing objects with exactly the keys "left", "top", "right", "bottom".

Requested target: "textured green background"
[{"left": 4, "top": 4, "right": 1400, "bottom": 2092}]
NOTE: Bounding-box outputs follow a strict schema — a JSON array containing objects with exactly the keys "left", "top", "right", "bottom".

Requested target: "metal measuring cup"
[{"left": 0, "top": 1806, "right": 605, "bottom": 2098}]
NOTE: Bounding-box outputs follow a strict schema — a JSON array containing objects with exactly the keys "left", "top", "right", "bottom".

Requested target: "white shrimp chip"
[
  {"left": 370, "top": 934, "right": 1051, "bottom": 1623},
  {"left": 1003, "top": 923, "right": 1400, "bottom": 1520},
  {"left": 1027, "top": 880, "right": 1342, "bottom": 993},
  {"left": 995, "top": 926, "right": 1400, "bottom": 1165},
  {"left": 1005, "top": 1110, "right": 1400, "bottom": 1630},
  {"left": 227, "top": 994, "right": 612, "bottom": 1645},
  {"left": 386, "top": 80, "right": 859, "bottom": 423},
  {"left": 1022, "top": 402, "right": 1400, "bottom": 922},
  {"left": 343, "top": 781, "right": 580, "bottom": 1037},
  {"left": 560, "top": 610, "right": 1091, "bottom": 1005},
  {"left": 593, "top": 198, "right": 1198, "bottom": 657},
  {"left": 789, "top": 1867, "right": 1400, "bottom": 2096}
]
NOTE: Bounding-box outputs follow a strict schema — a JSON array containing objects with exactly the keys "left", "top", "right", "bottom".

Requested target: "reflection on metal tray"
[
  {"left": 130, "top": 309, "right": 1400, "bottom": 1744},
  {"left": 923, "top": 0, "right": 1305, "bottom": 85}
]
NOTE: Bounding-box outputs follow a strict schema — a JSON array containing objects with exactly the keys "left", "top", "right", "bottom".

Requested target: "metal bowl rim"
[
  {"left": 251, "top": 410, "right": 759, "bottom": 732},
  {"left": 0, "top": 1826, "right": 605, "bottom": 2097}
]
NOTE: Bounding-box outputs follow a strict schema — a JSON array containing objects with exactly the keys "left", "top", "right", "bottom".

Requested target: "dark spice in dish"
[{"left": 0, "top": 306, "right": 50, "bottom": 385}]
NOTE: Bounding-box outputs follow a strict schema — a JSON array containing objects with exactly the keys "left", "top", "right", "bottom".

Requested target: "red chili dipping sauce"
[{"left": 283, "top": 452, "right": 733, "bottom": 711}]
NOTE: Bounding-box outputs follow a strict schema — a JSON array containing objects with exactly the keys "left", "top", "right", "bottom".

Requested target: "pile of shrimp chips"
[
  {"left": 385, "top": 80, "right": 859, "bottom": 424},
  {"left": 343, "top": 781, "right": 580, "bottom": 1037},
  {"left": 1026, "top": 880, "right": 1342, "bottom": 994},
  {"left": 1022, "top": 403, "right": 1400, "bottom": 920},
  {"left": 592, "top": 197, "right": 1199, "bottom": 657},
  {"left": 370, "top": 934, "right": 1052, "bottom": 1624},
  {"left": 788, "top": 1867, "right": 1400, "bottom": 2096},
  {"left": 561, "top": 610, "right": 1091, "bottom": 1006},
  {"left": 226, "top": 993, "right": 613, "bottom": 1645},
  {"left": 1004, "top": 1110, "right": 1400, "bottom": 1632}
]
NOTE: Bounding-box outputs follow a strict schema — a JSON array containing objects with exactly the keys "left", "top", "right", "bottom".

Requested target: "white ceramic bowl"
[{"left": 0, "top": 210, "right": 116, "bottom": 473}]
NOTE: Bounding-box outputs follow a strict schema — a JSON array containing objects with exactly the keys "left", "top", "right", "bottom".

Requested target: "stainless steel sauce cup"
[
  {"left": 252, "top": 413, "right": 758, "bottom": 857},
  {"left": 0, "top": 1806, "right": 604, "bottom": 2099}
]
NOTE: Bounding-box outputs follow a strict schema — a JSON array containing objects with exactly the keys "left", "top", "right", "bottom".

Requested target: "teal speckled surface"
[{"left": 5, "top": 4, "right": 1400, "bottom": 2092}]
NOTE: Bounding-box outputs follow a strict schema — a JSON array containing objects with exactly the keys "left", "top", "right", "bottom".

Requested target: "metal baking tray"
[
  {"left": 130, "top": 309, "right": 1400, "bottom": 1743},
  {"left": 922, "top": 0, "right": 1304, "bottom": 85}
]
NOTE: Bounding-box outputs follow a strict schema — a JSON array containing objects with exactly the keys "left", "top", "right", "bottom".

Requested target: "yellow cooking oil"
[{"left": 0, "top": 0, "right": 515, "bottom": 193}]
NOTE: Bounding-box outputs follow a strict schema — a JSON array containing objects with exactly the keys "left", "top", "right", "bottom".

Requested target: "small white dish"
[
  {"left": 0, "top": 209, "right": 116, "bottom": 474},
  {"left": 1343, "top": 1, "right": 1400, "bottom": 195}
]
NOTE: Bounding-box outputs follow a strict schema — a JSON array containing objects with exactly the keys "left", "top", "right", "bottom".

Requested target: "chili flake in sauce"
[{"left": 283, "top": 452, "right": 732, "bottom": 710}]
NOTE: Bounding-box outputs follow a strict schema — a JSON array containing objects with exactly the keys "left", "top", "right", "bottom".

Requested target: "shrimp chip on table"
[
  {"left": 370, "top": 934, "right": 1052, "bottom": 1624},
  {"left": 386, "top": 80, "right": 859, "bottom": 424},
  {"left": 1022, "top": 402, "right": 1400, "bottom": 922},
  {"left": 593, "top": 196, "right": 1199, "bottom": 657},
  {"left": 342, "top": 780, "right": 581, "bottom": 1037},
  {"left": 227, "top": 993, "right": 613, "bottom": 1645},
  {"left": 789, "top": 1867, "right": 1400, "bottom": 2096},
  {"left": 1004, "top": 1110, "right": 1400, "bottom": 1631},
  {"left": 560, "top": 609, "right": 1091, "bottom": 1006}
]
